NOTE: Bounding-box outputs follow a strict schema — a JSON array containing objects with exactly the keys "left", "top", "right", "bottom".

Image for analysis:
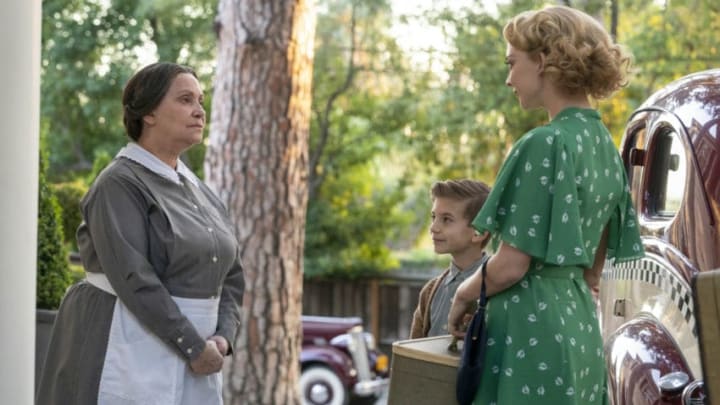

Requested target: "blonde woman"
[{"left": 448, "top": 6, "right": 642, "bottom": 404}]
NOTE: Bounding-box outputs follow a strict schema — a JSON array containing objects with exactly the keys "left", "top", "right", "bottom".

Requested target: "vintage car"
[
  {"left": 300, "top": 315, "right": 389, "bottom": 405},
  {"left": 600, "top": 69, "right": 720, "bottom": 404}
]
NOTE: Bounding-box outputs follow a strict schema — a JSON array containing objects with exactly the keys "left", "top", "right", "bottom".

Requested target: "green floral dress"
[{"left": 471, "top": 107, "right": 643, "bottom": 405}]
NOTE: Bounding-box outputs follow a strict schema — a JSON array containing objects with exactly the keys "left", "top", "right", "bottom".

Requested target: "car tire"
[{"left": 299, "top": 365, "right": 349, "bottom": 405}]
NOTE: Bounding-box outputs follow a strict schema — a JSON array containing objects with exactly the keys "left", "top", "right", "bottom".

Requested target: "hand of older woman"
[{"left": 189, "top": 340, "right": 225, "bottom": 375}]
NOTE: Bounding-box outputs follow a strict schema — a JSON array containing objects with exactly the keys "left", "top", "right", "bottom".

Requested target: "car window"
[
  {"left": 646, "top": 129, "right": 687, "bottom": 218},
  {"left": 623, "top": 124, "right": 646, "bottom": 213}
]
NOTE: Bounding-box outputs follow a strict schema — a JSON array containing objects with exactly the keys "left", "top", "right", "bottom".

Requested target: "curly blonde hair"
[{"left": 503, "top": 5, "right": 632, "bottom": 100}]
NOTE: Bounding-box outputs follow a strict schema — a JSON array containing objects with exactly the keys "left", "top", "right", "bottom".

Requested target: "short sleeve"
[
  {"left": 472, "top": 128, "right": 591, "bottom": 267},
  {"left": 606, "top": 182, "right": 644, "bottom": 262}
]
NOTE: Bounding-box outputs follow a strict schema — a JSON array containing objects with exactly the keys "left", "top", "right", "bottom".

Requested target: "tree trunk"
[{"left": 205, "top": 1, "right": 316, "bottom": 403}]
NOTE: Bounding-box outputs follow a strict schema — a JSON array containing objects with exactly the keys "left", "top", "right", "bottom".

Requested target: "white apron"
[{"left": 87, "top": 272, "right": 223, "bottom": 405}]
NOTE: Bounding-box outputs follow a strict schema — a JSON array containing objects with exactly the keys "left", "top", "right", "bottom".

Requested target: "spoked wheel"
[{"left": 299, "top": 366, "right": 348, "bottom": 405}]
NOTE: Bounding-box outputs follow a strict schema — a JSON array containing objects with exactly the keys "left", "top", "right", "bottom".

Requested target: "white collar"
[{"left": 116, "top": 142, "right": 199, "bottom": 187}]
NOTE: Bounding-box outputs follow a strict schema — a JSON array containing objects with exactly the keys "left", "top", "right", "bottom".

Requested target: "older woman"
[{"left": 37, "top": 62, "right": 245, "bottom": 405}]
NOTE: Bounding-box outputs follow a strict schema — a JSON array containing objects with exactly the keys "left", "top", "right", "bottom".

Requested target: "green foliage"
[
  {"left": 41, "top": 0, "right": 217, "bottom": 180},
  {"left": 37, "top": 145, "right": 72, "bottom": 310},
  {"left": 304, "top": 162, "right": 412, "bottom": 278},
  {"left": 51, "top": 180, "right": 88, "bottom": 251}
]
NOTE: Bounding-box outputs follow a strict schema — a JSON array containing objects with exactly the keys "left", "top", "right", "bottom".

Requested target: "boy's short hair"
[{"left": 431, "top": 179, "right": 491, "bottom": 224}]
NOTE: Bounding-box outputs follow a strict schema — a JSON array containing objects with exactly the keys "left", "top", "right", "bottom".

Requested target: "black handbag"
[{"left": 456, "top": 259, "right": 489, "bottom": 405}]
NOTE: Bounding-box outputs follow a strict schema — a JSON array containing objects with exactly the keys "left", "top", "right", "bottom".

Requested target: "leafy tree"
[
  {"left": 304, "top": 0, "right": 423, "bottom": 276},
  {"left": 41, "top": 0, "right": 217, "bottom": 178}
]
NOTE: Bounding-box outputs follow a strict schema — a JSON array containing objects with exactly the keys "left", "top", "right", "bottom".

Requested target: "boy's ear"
[{"left": 472, "top": 230, "right": 489, "bottom": 243}]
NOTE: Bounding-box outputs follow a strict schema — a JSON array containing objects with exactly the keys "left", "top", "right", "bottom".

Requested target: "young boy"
[{"left": 409, "top": 179, "right": 491, "bottom": 339}]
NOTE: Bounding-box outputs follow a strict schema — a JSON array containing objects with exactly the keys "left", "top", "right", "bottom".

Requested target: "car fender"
[
  {"left": 300, "top": 345, "right": 356, "bottom": 388},
  {"left": 605, "top": 315, "right": 694, "bottom": 405}
]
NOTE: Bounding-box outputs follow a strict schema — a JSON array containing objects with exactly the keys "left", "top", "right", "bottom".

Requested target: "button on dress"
[{"left": 470, "top": 108, "right": 643, "bottom": 404}]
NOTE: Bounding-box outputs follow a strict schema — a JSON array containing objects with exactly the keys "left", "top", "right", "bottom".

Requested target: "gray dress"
[{"left": 36, "top": 145, "right": 245, "bottom": 404}]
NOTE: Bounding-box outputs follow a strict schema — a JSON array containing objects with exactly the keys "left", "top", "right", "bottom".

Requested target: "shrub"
[
  {"left": 37, "top": 147, "right": 72, "bottom": 309},
  {"left": 52, "top": 180, "right": 88, "bottom": 251}
]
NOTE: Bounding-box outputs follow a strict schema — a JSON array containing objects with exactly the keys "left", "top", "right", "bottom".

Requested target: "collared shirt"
[
  {"left": 427, "top": 255, "right": 486, "bottom": 337},
  {"left": 117, "top": 142, "right": 199, "bottom": 187}
]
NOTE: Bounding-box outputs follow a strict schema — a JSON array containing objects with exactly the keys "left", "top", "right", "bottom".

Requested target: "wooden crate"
[{"left": 387, "top": 335, "right": 460, "bottom": 404}]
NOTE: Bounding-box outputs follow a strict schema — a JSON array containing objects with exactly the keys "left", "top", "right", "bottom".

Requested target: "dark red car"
[
  {"left": 600, "top": 69, "right": 720, "bottom": 404},
  {"left": 300, "top": 316, "right": 389, "bottom": 405}
]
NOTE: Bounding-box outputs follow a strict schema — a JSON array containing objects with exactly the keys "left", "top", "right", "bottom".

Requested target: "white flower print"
[
  {"left": 566, "top": 307, "right": 573, "bottom": 315},
  {"left": 537, "top": 386, "right": 546, "bottom": 396},
  {"left": 604, "top": 168, "right": 610, "bottom": 177},
  {"left": 584, "top": 168, "right": 589, "bottom": 178},
  {"left": 581, "top": 345, "right": 586, "bottom": 353},
  {"left": 575, "top": 112, "right": 587, "bottom": 122},
  {"left": 555, "top": 377, "right": 564, "bottom": 386},
  {"left": 579, "top": 323, "right": 585, "bottom": 331},
  {"left": 529, "top": 338, "right": 538, "bottom": 346},
  {"left": 504, "top": 368, "right": 514, "bottom": 377},
  {"left": 532, "top": 214, "right": 541, "bottom": 224},
  {"left": 589, "top": 393, "right": 596, "bottom": 402},
  {"left": 575, "top": 176, "right": 582, "bottom": 185},
  {"left": 549, "top": 185, "right": 555, "bottom": 194},
  {"left": 578, "top": 144, "right": 583, "bottom": 153},
  {"left": 546, "top": 136, "right": 553, "bottom": 145},
  {"left": 633, "top": 243, "right": 641, "bottom": 252},
  {"left": 595, "top": 135, "right": 600, "bottom": 144},
  {"left": 521, "top": 280, "right": 529, "bottom": 288},
  {"left": 588, "top": 324, "right": 593, "bottom": 333},
  {"left": 511, "top": 295, "right": 520, "bottom": 303},
  {"left": 522, "top": 385, "right": 530, "bottom": 395},
  {"left": 586, "top": 218, "right": 593, "bottom": 227},
  {"left": 564, "top": 194, "right": 573, "bottom": 203},
  {"left": 528, "top": 228, "right": 536, "bottom": 237},
  {"left": 510, "top": 226, "right": 517, "bottom": 236},
  {"left": 549, "top": 233, "right": 552, "bottom": 241},
  {"left": 538, "top": 302, "right": 547, "bottom": 311},
  {"left": 486, "top": 217, "right": 493, "bottom": 225},
  {"left": 609, "top": 192, "right": 615, "bottom": 200},
  {"left": 594, "top": 170, "right": 599, "bottom": 179},
  {"left": 510, "top": 204, "right": 517, "bottom": 212},
  {"left": 515, "top": 177, "right": 521, "bottom": 187},
  {"left": 538, "top": 362, "right": 548, "bottom": 371},
  {"left": 525, "top": 162, "right": 533, "bottom": 172},
  {"left": 562, "top": 212, "right": 569, "bottom": 223},
  {"left": 576, "top": 134, "right": 582, "bottom": 143},
  {"left": 542, "top": 158, "right": 550, "bottom": 168},
  {"left": 593, "top": 384, "right": 599, "bottom": 393},
  {"left": 487, "top": 338, "right": 496, "bottom": 346},
  {"left": 557, "top": 254, "right": 565, "bottom": 264},
  {"left": 517, "top": 349, "right": 526, "bottom": 359},
  {"left": 498, "top": 207, "right": 507, "bottom": 216},
  {"left": 560, "top": 316, "right": 566, "bottom": 325},
  {"left": 595, "top": 195, "right": 601, "bottom": 203},
  {"left": 566, "top": 387, "right": 575, "bottom": 396},
  {"left": 557, "top": 171, "right": 565, "bottom": 181},
  {"left": 554, "top": 334, "right": 563, "bottom": 343},
  {"left": 504, "top": 301, "right": 508, "bottom": 310},
  {"left": 628, "top": 219, "right": 635, "bottom": 227},
  {"left": 540, "top": 176, "right": 548, "bottom": 186},
  {"left": 570, "top": 337, "right": 576, "bottom": 346},
  {"left": 590, "top": 183, "right": 594, "bottom": 193},
  {"left": 527, "top": 314, "right": 537, "bottom": 322},
  {"left": 562, "top": 151, "right": 567, "bottom": 161},
  {"left": 506, "top": 336, "right": 513, "bottom": 345},
  {"left": 492, "top": 365, "right": 500, "bottom": 374},
  {"left": 574, "top": 247, "right": 583, "bottom": 256}
]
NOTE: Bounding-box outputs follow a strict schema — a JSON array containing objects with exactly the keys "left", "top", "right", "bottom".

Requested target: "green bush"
[
  {"left": 52, "top": 180, "right": 88, "bottom": 251},
  {"left": 37, "top": 147, "right": 72, "bottom": 309}
]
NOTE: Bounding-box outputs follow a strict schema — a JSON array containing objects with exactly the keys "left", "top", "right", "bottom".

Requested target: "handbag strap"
[{"left": 470, "top": 258, "right": 488, "bottom": 341}]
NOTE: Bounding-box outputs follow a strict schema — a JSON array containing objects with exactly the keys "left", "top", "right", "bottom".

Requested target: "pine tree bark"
[{"left": 205, "top": 0, "right": 316, "bottom": 403}]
